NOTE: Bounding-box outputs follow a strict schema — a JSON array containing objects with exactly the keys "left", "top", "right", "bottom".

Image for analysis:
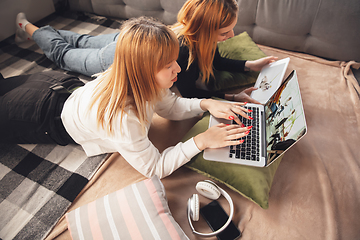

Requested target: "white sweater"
[{"left": 61, "top": 79, "right": 205, "bottom": 178}]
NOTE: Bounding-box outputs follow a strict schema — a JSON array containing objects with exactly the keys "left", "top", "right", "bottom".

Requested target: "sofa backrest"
[{"left": 69, "top": 0, "right": 360, "bottom": 62}]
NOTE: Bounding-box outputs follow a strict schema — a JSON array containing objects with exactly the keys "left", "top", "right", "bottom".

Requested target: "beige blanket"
[{"left": 47, "top": 46, "right": 360, "bottom": 240}]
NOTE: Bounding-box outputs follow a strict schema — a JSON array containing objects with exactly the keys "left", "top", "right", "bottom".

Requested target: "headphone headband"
[
  {"left": 196, "top": 180, "right": 221, "bottom": 200},
  {"left": 187, "top": 180, "right": 234, "bottom": 237}
]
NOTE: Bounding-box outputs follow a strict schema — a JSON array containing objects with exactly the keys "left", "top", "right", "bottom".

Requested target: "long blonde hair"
[
  {"left": 89, "top": 17, "right": 179, "bottom": 135},
  {"left": 171, "top": 0, "right": 238, "bottom": 83}
]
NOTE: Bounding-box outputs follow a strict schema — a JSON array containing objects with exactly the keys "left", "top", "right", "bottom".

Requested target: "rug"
[
  {"left": 0, "top": 11, "right": 120, "bottom": 240},
  {"left": 0, "top": 144, "right": 108, "bottom": 240}
]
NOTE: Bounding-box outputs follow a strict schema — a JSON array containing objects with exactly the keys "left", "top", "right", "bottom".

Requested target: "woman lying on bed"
[
  {"left": 1, "top": 17, "right": 253, "bottom": 179},
  {"left": 15, "top": 0, "right": 274, "bottom": 104}
]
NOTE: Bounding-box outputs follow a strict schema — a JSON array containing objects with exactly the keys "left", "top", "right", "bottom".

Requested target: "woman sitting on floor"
[{"left": 2, "top": 17, "right": 252, "bottom": 178}]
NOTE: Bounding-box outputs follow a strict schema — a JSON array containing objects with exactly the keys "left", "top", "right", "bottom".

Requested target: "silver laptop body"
[{"left": 203, "top": 70, "right": 307, "bottom": 167}]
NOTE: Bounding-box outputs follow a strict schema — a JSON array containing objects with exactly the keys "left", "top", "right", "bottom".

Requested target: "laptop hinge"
[{"left": 261, "top": 111, "right": 267, "bottom": 162}]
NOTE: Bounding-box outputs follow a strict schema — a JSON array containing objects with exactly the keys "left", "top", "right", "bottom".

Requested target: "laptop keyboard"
[{"left": 229, "top": 106, "right": 260, "bottom": 161}]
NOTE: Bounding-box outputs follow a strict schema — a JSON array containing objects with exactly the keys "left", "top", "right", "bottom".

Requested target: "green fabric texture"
[
  {"left": 206, "top": 31, "right": 267, "bottom": 92},
  {"left": 182, "top": 112, "right": 282, "bottom": 209}
]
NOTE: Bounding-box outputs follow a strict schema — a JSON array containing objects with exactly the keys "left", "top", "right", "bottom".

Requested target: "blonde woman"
[
  {"left": 172, "top": 0, "right": 277, "bottom": 102},
  {"left": 2, "top": 17, "right": 252, "bottom": 178}
]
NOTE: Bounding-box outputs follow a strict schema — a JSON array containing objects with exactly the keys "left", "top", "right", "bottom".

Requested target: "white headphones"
[{"left": 187, "top": 180, "right": 234, "bottom": 237}]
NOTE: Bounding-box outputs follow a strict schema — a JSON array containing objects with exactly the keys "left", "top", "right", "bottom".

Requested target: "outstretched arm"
[{"left": 245, "top": 56, "right": 278, "bottom": 72}]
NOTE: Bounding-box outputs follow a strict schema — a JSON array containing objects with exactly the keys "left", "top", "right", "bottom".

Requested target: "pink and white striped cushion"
[{"left": 66, "top": 176, "right": 189, "bottom": 240}]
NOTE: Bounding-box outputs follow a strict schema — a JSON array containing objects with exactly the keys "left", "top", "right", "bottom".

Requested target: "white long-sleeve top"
[{"left": 61, "top": 79, "right": 205, "bottom": 178}]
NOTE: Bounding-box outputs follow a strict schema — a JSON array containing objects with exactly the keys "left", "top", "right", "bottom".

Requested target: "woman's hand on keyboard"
[
  {"left": 200, "top": 99, "right": 252, "bottom": 126},
  {"left": 193, "top": 123, "right": 250, "bottom": 150}
]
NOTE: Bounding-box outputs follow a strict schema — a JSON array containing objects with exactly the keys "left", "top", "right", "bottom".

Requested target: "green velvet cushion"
[
  {"left": 182, "top": 112, "right": 282, "bottom": 209},
  {"left": 206, "top": 31, "right": 267, "bottom": 92}
]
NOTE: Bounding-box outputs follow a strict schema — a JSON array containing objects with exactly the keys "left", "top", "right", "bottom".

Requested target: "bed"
[{"left": 1, "top": 0, "right": 360, "bottom": 239}]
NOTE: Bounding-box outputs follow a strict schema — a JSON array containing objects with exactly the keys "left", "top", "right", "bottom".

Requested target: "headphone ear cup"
[
  {"left": 196, "top": 180, "right": 221, "bottom": 200},
  {"left": 189, "top": 193, "right": 200, "bottom": 221}
]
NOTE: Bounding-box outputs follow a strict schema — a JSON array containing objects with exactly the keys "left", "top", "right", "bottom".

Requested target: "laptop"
[
  {"left": 203, "top": 70, "right": 307, "bottom": 167},
  {"left": 250, "top": 57, "right": 290, "bottom": 104}
]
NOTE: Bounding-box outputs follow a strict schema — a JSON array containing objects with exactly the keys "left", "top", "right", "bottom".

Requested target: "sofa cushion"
[
  {"left": 182, "top": 112, "right": 282, "bottom": 209},
  {"left": 206, "top": 31, "right": 267, "bottom": 92},
  {"left": 66, "top": 176, "right": 188, "bottom": 240}
]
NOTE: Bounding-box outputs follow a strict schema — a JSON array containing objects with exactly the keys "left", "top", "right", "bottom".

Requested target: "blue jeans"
[{"left": 32, "top": 26, "right": 119, "bottom": 76}]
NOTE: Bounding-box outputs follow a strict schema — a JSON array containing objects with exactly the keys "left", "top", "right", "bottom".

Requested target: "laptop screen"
[{"left": 264, "top": 71, "right": 307, "bottom": 164}]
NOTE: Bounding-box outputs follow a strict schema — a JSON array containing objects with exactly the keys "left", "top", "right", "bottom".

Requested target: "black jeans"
[{"left": 0, "top": 71, "right": 84, "bottom": 145}]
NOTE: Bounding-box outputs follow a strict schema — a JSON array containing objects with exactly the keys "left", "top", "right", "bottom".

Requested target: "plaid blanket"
[
  {"left": 0, "top": 11, "right": 123, "bottom": 240},
  {"left": 0, "top": 144, "right": 107, "bottom": 239}
]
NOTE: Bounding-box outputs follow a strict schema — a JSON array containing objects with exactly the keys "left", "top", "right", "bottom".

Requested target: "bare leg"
[{"left": 25, "top": 23, "right": 39, "bottom": 37}]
